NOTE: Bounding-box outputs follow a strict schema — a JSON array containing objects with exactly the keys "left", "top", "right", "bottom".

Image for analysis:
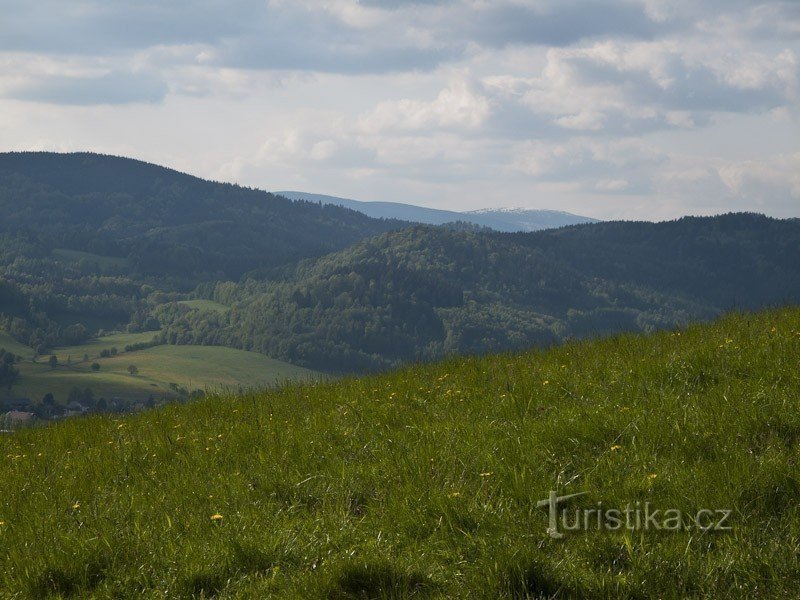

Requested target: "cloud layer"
[{"left": 0, "top": 0, "right": 798, "bottom": 219}]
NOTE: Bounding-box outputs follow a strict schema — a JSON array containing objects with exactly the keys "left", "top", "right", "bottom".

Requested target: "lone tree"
[
  {"left": 0, "top": 350, "right": 20, "bottom": 391},
  {"left": 48, "top": 355, "right": 58, "bottom": 370},
  {"left": 91, "top": 362, "right": 101, "bottom": 371},
  {"left": 127, "top": 365, "right": 139, "bottom": 376}
]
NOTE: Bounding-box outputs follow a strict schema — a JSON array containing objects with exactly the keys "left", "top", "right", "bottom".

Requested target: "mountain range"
[
  {"left": 276, "top": 191, "right": 598, "bottom": 232},
  {"left": 1, "top": 152, "right": 798, "bottom": 377}
]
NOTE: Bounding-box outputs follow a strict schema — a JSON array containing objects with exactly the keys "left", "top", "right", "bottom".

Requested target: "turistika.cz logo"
[{"left": 537, "top": 491, "right": 732, "bottom": 539}]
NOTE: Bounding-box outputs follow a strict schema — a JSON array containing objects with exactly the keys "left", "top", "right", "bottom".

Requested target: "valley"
[{"left": 1, "top": 329, "right": 320, "bottom": 417}]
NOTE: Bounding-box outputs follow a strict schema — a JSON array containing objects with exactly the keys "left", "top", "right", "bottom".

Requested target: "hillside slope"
[
  {"left": 161, "top": 213, "right": 800, "bottom": 371},
  {"left": 0, "top": 152, "right": 406, "bottom": 280},
  {"left": 1, "top": 307, "right": 799, "bottom": 597}
]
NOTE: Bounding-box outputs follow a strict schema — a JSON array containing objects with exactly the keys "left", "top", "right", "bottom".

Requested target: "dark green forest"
[
  {"left": 1, "top": 152, "right": 799, "bottom": 372},
  {"left": 155, "top": 216, "right": 800, "bottom": 370},
  {"left": 0, "top": 152, "right": 405, "bottom": 353}
]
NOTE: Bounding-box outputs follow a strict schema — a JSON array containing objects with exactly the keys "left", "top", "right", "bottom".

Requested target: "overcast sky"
[{"left": 1, "top": 0, "right": 798, "bottom": 220}]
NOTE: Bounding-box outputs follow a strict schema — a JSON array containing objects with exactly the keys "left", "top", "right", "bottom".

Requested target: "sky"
[{"left": 0, "top": 0, "right": 798, "bottom": 220}]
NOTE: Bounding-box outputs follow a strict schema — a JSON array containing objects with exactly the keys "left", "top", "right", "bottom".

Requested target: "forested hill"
[
  {"left": 0, "top": 152, "right": 406, "bottom": 280},
  {"left": 1, "top": 152, "right": 798, "bottom": 375},
  {"left": 157, "top": 213, "right": 800, "bottom": 372},
  {"left": 507, "top": 213, "right": 800, "bottom": 309}
]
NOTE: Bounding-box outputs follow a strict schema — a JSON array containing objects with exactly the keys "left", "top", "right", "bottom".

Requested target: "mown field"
[
  {"left": 54, "top": 331, "right": 162, "bottom": 363},
  {"left": 178, "top": 300, "right": 231, "bottom": 314},
  {"left": 0, "top": 331, "right": 34, "bottom": 360},
  {"left": 1, "top": 308, "right": 799, "bottom": 598},
  {"left": 51, "top": 249, "right": 131, "bottom": 271},
  {"left": 1, "top": 332, "right": 320, "bottom": 404}
]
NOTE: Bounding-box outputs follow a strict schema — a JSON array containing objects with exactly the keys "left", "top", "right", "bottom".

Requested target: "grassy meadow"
[
  {"left": 51, "top": 249, "right": 131, "bottom": 271},
  {"left": 1, "top": 332, "right": 320, "bottom": 404},
  {"left": 0, "top": 331, "right": 35, "bottom": 360},
  {"left": 1, "top": 307, "right": 799, "bottom": 598},
  {"left": 53, "top": 332, "right": 162, "bottom": 362},
  {"left": 178, "top": 300, "right": 231, "bottom": 314}
]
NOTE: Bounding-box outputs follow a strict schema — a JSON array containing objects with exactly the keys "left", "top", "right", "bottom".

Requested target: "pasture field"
[
  {"left": 178, "top": 300, "right": 231, "bottom": 314},
  {"left": 1, "top": 333, "right": 320, "bottom": 404},
  {"left": 0, "top": 331, "right": 34, "bottom": 359},
  {"left": 53, "top": 331, "right": 162, "bottom": 363}
]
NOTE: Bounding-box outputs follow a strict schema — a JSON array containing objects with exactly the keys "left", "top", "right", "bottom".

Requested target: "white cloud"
[
  {"left": 359, "top": 78, "right": 491, "bottom": 133},
  {"left": 554, "top": 110, "right": 607, "bottom": 131},
  {"left": 595, "top": 179, "right": 630, "bottom": 192},
  {"left": 717, "top": 153, "right": 800, "bottom": 201},
  {"left": 310, "top": 139, "right": 338, "bottom": 160}
]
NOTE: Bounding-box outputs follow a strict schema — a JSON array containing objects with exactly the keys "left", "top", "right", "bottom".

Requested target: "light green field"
[
  {"left": 178, "top": 299, "right": 230, "bottom": 313},
  {"left": 52, "top": 248, "right": 130, "bottom": 270},
  {"left": 53, "top": 331, "right": 161, "bottom": 363},
  {"left": 100, "top": 345, "right": 320, "bottom": 393},
  {"left": 8, "top": 362, "right": 161, "bottom": 403},
  {"left": 3, "top": 334, "right": 320, "bottom": 403},
  {"left": 0, "top": 331, "right": 34, "bottom": 359}
]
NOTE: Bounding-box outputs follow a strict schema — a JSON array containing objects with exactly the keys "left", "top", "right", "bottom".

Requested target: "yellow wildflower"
[
  {"left": 610, "top": 444, "right": 622, "bottom": 451},
  {"left": 210, "top": 513, "right": 223, "bottom": 521}
]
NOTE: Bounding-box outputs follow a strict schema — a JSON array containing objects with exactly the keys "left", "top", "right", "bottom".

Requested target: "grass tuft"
[{"left": 327, "top": 562, "right": 436, "bottom": 599}]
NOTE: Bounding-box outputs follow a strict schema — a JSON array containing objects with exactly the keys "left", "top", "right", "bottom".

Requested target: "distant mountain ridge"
[
  {"left": 276, "top": 191, "right": 598, "bottom": 232},
  {"left": 0, "top": 152, "right": 408, "bottom": 280}
]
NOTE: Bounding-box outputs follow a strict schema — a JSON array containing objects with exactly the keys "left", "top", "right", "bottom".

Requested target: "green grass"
[
  {"left": 53, "top": 331, "right": 162, "bottom": 363},
  {"left": 52, "top": 249, "right": 130, "bottom": 270},
  {"left": 178, "top": 299, "right": 230, "bottom": 314},
  {"left": 0, "top": 330, "right": 35, "bottom": 359},
  {"left": 97, "top": 345, "right": 321, "bottom": 393},
  {"left": 4, "top": 337, "right": 320, "bottom": 403},
  {"left": 1, "top": 307, "right": 799, "bottom": 598}
]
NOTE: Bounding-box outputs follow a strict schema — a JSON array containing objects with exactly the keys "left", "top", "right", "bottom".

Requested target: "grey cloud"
[
  {"left": 457, "top": 1, "right": 673, "bottom": 48},
  {"left": 180, "top": 2, "right": 461, "bottom": 74},
  {"left": 221, "top": 35, "right": 456, "bottom": 74},
  {"left": 0, "top": 0, "right": 789, "bottom": 79},
  {"left": 7, "top": 71, "right": 167, "bottom": 105},
  {"left": 0, "top": 0, "right": 250, "bottom": 55},
  {"left": 485, "top": 90, "right": 710, "bottom": 140},
  {"left": 0, "top": 0, "right": 681, "bottom": 74},
  {"left": 0, "top": 0, "right": 459, "bottom": 74},
  {"left": 357, "top": 0, "right": 453, "bottom": 6},
  {"left": 566, "top": 52, "right": 795, "bottom": 114},
  {"left": 0, "top": 0, "right": 792, "bottom": 78}
]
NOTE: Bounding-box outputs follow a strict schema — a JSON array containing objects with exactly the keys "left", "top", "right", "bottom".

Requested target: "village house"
[{"left": 2, "top": 410, "right": 35, "bottom": 429}]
